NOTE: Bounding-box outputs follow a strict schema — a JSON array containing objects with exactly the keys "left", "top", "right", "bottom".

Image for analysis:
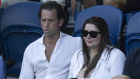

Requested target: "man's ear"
[{"left": 59, "top": 18, "right": 64, "bottom": 27}]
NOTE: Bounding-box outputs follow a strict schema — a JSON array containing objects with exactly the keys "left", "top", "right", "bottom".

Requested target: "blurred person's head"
[{"left": 1, "top": 0, "right": 29, "bottom": 8}]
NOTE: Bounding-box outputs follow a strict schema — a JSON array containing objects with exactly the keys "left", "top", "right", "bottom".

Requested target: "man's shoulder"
[
  {"left": 61, "top": 33, "right": 82, "bottom": 47},
  {"left": 26, "top": 37, "right": 42, "bottom": 49},
  {"left": 63, "top": 34, "right": 81, "bottom": 41}
]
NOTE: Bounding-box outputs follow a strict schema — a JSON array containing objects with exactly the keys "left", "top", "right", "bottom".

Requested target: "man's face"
[{"left": 40, "top": 9, "right": 63, "bottom": 38}]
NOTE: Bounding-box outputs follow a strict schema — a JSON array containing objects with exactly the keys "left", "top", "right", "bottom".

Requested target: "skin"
[
  {"left": 83, "top": 23, "right": 101, "bottom": 58},
  {"left": 83, "top": 23, "right": 101, "bottom": 49},
  {"left": 41, "top": 9, "right": 63, "bottom": 38},
  {"left": 112, "top": 75, "right": 131, "bottom": 79},
  {"left": 40, "top": 9, "right": 63, "bottom": 61}
]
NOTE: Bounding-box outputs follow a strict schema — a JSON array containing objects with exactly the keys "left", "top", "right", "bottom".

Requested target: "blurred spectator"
[
  {"left": 123, "top": 48, "right": 140, "bottom": 79},
  {"left": 71, "top": 0, "right": 140, "bottom": 17},
  {"left": 103, "top": 0, "right": 140, "bottom": 12},
  {"left": 125, "top": 0, "right": 140, "bottom": 12},
  {"left": 1, "top": 0, "right": 29, "bottom": 8},
  {"left": 0, "top": 0, "right": 1, "bottom": 7},
  {"left": 71, "top": 0, "right": 96, "bottom": 16},
  {"left": 40, "top": 0, "right": 65, "bottom": 6}
]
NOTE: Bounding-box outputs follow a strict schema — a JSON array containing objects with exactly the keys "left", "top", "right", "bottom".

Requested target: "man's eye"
[{"left": 41, "top": 19, "right": 46, "bottom": 22}]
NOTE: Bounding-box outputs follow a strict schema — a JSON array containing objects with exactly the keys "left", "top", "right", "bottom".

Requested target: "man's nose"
[{"left": 44, "top": 21, "right": 49, "bottom": 27}]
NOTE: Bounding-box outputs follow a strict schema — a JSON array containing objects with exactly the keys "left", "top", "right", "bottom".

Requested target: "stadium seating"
[
  {"left": 0, "top": 56, "right": 5, "bottom": 79},
  {"left": 125, "top": 11, "right": 140, "bottom": 55},
  {"left": 1, "top": 1, "right": 43, "bottom": 76}
]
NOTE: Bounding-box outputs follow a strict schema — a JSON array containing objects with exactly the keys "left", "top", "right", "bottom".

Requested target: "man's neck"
[
  {"left": 43, "top": 32, "right": 60, "bottom": 62},
  {"left": 43, "top": 33, "right": 60, "bottom": 46}
]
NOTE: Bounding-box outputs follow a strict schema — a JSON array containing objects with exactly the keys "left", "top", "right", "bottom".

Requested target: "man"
[
  {"left": 19, "top": 1, "right": 82, "bottom": 79},
  {"left": 123, "top": 48, "right": 140, "bottom": 79}
]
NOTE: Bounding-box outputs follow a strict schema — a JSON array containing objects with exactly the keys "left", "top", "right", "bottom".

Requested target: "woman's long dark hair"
[{"left": 82, "top": 16, "right": 114, "bottom": 77}]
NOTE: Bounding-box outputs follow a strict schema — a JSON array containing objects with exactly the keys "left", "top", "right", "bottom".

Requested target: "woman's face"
[{"left": 83, "top": 23, "right": 101, "bottom": 49}]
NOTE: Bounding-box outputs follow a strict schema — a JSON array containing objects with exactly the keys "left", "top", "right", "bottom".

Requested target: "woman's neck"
[{"left": 89, "top": 48, "right": 98, "bottom": 59}]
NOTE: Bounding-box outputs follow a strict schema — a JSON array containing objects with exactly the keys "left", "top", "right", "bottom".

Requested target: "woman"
[{"left": 68, "top": 17, "right": 126, "bottom": 79}]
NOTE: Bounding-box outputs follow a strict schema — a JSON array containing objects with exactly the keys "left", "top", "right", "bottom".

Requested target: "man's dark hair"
[{"left": 38, "top": 1, "right": 65, "bottom": 20}]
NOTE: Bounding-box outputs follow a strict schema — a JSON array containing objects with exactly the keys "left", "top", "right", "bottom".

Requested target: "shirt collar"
[
  {"left": 37, "top": 32, "right": 66, "bottom": 45},
  {"left": 100, "top": 48, "right": 110, "bottom": 60}
]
